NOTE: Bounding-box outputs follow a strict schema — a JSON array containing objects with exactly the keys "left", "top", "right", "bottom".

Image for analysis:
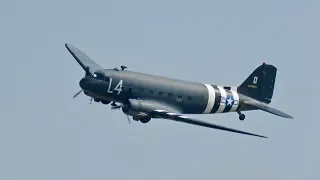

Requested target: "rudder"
[{"left": 237, "top": 63, "right": 277, "bottom": 104}]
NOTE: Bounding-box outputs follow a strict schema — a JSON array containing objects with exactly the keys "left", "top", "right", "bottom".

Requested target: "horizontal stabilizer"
[
  {"left": 65, "top": 43, "right": 102, "bottom": 74},
  {"left": 244, "top": 101, "right": 293, "bottom": 119}
]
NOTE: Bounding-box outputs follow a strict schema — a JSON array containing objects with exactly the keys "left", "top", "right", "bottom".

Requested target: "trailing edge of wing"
[
  {"left": 65, "top": 43, "right": 102, "bottom": 74},
  {"left": 151, "top": 110, "right": 267, "bottom": 138},
  {"left": 244, "top": 101, "right": 293, "bottom": 119}
]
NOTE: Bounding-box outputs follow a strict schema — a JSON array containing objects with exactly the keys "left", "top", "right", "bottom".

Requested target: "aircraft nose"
[
  {"left": 79, "top": 76, "right": 105, "bottom": 94},
  {"left": 79, "top": 77, "right": 88, "bottom": 89}
]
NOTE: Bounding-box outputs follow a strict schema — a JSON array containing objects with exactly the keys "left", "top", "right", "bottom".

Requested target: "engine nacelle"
[
  {"left": 129, "top": 99, "right": 157, "bottom": 112},
  {"left": 125, "top": 99, "right": 174, "bottom": 112},
  {"left": 121, "top": 99, "right": 163, "bottom": 123}
]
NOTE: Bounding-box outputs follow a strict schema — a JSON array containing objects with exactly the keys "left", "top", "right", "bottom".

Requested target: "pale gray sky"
[{"left": 0, "top": 0, "right": 318, "bottom": 179}]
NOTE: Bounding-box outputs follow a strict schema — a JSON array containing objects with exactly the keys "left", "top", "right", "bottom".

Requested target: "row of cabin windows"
[{"left": 138, "top": 88, "right": 192, "bottom": 100}]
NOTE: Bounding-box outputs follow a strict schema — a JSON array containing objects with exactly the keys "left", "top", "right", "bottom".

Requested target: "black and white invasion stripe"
[{"left": 203, "top": 84, "right": 239, "bottom": 114}]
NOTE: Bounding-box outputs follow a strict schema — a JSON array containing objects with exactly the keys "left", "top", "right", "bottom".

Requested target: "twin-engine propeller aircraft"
[{"left": 66, "top": 43, "right": 293, "bottom": 138}]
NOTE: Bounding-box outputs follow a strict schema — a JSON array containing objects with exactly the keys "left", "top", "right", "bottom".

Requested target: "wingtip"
[
  {"left": 65, "top": 43, "right": 76, "bottom": 49},
  {"left": 64, "top": 43, "right": 77, "bottom": 53},
  {"left": 284, "top": 114, "right": 294, "bottom": 119},
  {"left": 64, "top": 43, "right": 70, "bottom": 50},
  {"left": 255, "top": 134, "right": 268, "bottom": 138},
  {"left": 65, "top": 43, "right": 71, "bottom": 48}
]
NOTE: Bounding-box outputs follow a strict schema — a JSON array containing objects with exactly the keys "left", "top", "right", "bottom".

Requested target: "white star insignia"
[{"left": 227, "top": 97, "right": 233, "bottom": 105}]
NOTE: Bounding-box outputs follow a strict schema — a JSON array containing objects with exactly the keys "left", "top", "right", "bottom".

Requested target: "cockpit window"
[{"left": 92, "top": 71, "right": 105, "bottom": 80}]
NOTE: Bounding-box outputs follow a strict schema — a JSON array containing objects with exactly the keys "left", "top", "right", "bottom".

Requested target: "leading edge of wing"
[
  {"left": 65, "top": 43, "right": 102, "bottom": 74},
  {"left": 151, "top": 110, "right": 267, "bottom": 138}
]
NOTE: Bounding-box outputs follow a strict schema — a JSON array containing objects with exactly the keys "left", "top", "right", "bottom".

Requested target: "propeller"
[
  {"left": 126, "top": 115, "right": 131, "bottom": 124},
  {"left": 73, "top": 89, "right": 83, "bottom": 99},
  {"left": 72, "top": 66, "right": 92, "bottom": 100},
  {"left": 110, "top": 102, "right": 131, "bottom": 124},
  {"left": 73, "top": 89, "right": 92, "bottom": 104}
]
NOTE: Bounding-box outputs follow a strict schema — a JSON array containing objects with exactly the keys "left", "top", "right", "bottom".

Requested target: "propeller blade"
[
  {"left": 73, "top": 89, "right": 83, "bottom": 99},
  {"left": 109, "top": 102, "right": 131, "bottom": 124},
  {"left": 126, "top": 115, "right": 131, "bottom": 124}
]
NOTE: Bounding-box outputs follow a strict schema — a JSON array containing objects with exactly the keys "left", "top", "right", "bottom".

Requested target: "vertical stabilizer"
[{"left": 237, "top": 63, "right": 277, "bottom": 104}]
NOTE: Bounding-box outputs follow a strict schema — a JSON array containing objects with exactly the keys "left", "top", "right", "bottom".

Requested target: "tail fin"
[{"left": 237, "top": 63, "right": 277, "bottom": 104}]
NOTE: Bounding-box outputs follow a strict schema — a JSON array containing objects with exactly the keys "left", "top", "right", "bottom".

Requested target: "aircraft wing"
[
  {"left": 65, "top": 43, "right": 102, "bottom": 74},
  {"left": 150, "top": 109, "right": 267, "bottom": 138}
]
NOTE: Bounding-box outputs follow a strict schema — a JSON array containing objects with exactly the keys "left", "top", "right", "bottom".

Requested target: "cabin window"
[
  {"left": 149, "top": 89, "right": 154, "bottom": 94},
  {"left": 187, "top": 96, "right": 192, "bottom": 100},
  {"left": 159, "top": 92, "right": 163, "bottom": 96},
  {"left": 168, "top": 93, "right": 173, "bottom": 97},
  {"left": 176, "top": 95, "right": 183, "bottom": 102},
  {"left": 139, "top": 88, "right": 144, "bottom": 92}
]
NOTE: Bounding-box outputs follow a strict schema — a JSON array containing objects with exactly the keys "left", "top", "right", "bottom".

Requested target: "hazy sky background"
[{"left": 0, "top": 0, "right": 319, "bottom": 179}]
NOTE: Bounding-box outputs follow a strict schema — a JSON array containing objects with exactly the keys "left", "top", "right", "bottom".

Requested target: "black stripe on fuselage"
[
  {"left": 210, "top": 85, "right": 221, "bottom": 113},
  {"left": 224, "top": 86, "right": 231, "bottom": 90},
  {"left": 223, "top": 88, "right": 233, "bottom": 113}
]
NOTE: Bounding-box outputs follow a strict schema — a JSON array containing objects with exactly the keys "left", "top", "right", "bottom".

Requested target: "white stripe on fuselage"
[
  {"left": 231, "top": 86, "right": 237, "bottom": 91},
  {"left": 216, "top": 86, "right": 227, "bottom": 113},
  {"left": 203, "top": 84, "right": 216, "bottom": 113}
]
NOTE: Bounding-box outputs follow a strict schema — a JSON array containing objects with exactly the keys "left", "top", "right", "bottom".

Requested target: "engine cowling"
[
  {"left": 124, "top": 99, "right": 168, "bottom": 113},
  {"left": 121, "top": 99, "right": 161, "bottom": 123}
]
